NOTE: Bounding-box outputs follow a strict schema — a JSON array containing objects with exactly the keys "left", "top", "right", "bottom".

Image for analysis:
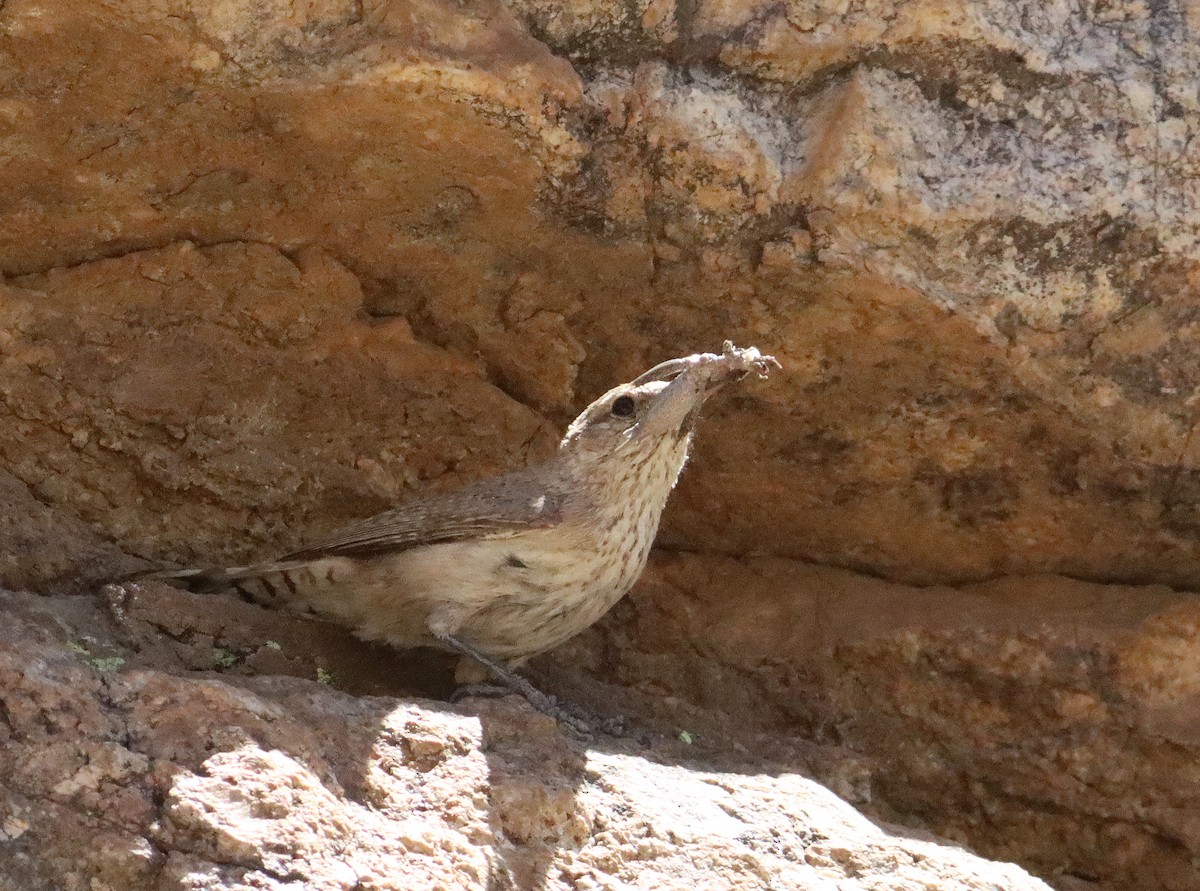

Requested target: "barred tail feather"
[{"left": 137, "top": 560, "right": 315, "bottom": 606}]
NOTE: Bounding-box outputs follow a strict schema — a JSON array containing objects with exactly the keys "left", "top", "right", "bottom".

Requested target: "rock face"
[
  {"left": 0, "top": 587, "right": 1051, "bottom": 891},
  {"left": 4, "top": 0, "right": 1200, "bottom": 586},
  {"left": 557, "top": 557, "right": 1200, "bottom": 891},
  {"left": 0, "top": 241, "right": 554, "bottom": 578},
  {"left": 3, "top": 0, "right": 1200, "bottom": 888}
]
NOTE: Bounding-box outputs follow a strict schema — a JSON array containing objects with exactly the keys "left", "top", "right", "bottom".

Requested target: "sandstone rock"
[
  {"left": 549, "top": 554, "right": 1200, "bottom": 890},
  {"left": 0, "top": 469, "right": 140, "bottom": 594},
  {"left": 0, "top": 241, "right": 555, "bottom": 581},
  {"left": 0, "top": 587, "right": 1049, "bottom": 891},
  {"left": 3, "top": 0, "right": 1200, "bottom": 584}
]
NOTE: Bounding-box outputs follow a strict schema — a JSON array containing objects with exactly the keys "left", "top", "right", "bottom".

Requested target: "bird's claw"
[{"left": 453, "top": 682, "right": 624, "bottom": 739}]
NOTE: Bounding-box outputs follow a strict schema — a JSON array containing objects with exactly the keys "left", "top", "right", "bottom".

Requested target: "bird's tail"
[{"left": 135, "top": 560, "right": 316, "bottom": 606}]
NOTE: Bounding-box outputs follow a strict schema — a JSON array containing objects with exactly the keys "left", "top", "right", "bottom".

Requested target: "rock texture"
[
  {"left": 3, "top": 0, "right": 1200, "bottom": 586},
  {"left": 0, "top": 587, "right": 1050, "bottom": 891},
  {"left": 0, "top": 241, "right": 554, "bottom": 577},
  {"left": 554, "top": 556, "right": 1200, "bottom": 890},
  {"left": 3, "top": 0, "right": 1200, "bottom": 888}
]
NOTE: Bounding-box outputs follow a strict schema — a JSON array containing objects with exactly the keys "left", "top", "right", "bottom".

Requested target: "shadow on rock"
[{"left": 0, "top": 582, "right": 1049, "bottom": 890}]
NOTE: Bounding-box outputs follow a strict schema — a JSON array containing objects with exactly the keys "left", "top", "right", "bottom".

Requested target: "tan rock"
[
  {"left": 5, "top": 0, "right": 1200, "bottom": 583},
  {"left": 553, "top": 554, "right": 1200, "bottom": 890},
  {"left": 0, "top": 241, "right": 554, "bottom": 577},
  {"left": 0, "top": 587, "right": 1049, "bottom": 891}
]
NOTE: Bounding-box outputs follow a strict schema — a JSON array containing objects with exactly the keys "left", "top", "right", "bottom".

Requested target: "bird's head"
[{"left": 559, "top": 343, "right": 779, "bottom": 471}]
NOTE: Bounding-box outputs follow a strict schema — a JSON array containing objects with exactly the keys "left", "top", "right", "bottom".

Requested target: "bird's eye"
[{"left": 611, "top": 395, "right": 636, "bottom": 417}]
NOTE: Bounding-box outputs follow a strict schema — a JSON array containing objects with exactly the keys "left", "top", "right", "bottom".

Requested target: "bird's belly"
[
  {"left": 457, "top": 568, "right": 628, "bottom": 662},
  {"left": 290, "top": 522, "right": 656, "bottom": 663},
  {"left": 456, "top": 523, "right": 654, "bottom": 661}
]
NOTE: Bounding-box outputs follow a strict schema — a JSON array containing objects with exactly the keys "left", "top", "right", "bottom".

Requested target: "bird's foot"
[
  {"left": 437, "top": 633, "right": 625, "bottom": 737},
  {"left": 453, "top": 681, "right": 605, "bottom": 738},
  {"left": 553, "top": 701, "right": 627, "bottom": 738},
  {"left": 450, "top": 682, "right": 510, "bottom": 702}
]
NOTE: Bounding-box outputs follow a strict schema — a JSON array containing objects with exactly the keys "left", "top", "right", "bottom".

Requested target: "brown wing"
[{"left": 283, "top": 465, "right": 568, "bottom": 561}]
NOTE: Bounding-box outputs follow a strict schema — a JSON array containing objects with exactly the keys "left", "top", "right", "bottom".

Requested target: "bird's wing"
[{"left": 284, "top": 466, "right": 568, "bottom": 561}]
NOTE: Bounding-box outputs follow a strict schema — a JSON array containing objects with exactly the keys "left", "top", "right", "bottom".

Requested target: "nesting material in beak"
[{"left": 632, "top": 342, "right": 780, "bottom": 440}]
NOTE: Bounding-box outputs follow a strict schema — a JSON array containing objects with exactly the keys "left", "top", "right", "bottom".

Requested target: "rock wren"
[{"left": 143, "top": 342, "right": 779, "bottom": 715}]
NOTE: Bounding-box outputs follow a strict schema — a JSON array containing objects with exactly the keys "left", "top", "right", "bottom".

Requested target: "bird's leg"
[
  {"left": 437, "top": 634, "right": 628, "bottom": 738},
  {"left": 434, "top": 632, "right": 562, "bottom": 715}
]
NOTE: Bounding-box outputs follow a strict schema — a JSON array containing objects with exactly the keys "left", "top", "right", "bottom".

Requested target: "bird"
[{"left": 138, "top": 342, "right": 779, "bottom": 719}]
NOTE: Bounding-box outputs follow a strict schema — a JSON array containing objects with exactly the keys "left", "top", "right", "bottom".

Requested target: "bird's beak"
[
  {"left": 628, "top": 343, "right": 780, "bottom": 442},
  {"left": 631, "top": 369, "right": 711, "bottom": 441}
]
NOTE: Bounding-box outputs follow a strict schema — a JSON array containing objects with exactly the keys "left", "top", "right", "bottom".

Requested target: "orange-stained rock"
[
  {"left": 4, "top": 0, "right": 1200, "bottom": 583},
  {"left": 0, "top": 242, "right": 555, "bottom": 576}
]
